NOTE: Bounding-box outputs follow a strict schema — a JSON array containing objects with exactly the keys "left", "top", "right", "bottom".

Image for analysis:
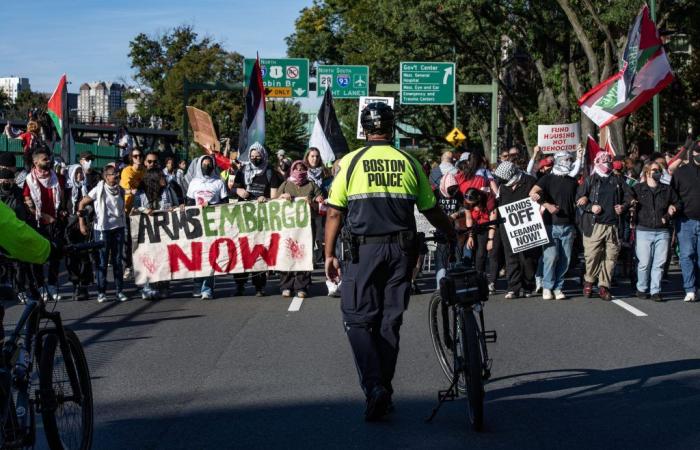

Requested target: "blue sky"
[{"left": 0, "top": 0, "right": 313, "bottom": 93}]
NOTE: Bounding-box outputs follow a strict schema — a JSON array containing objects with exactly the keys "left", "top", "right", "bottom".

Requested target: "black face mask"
[
  {"left": 202, "top": 165, "right": 214, "bottom": 176},
  {"left": 251, "top": 157, "right": 263, "bottom": 166},
  {"left": 651, "top": 171, "right": 662, "bottom": 181},
  {"left": 0, "top": 182, "right": 13, "bottom": 194},
  {"left": 38, "top": 162, "right": 51, "bottom": 171}
]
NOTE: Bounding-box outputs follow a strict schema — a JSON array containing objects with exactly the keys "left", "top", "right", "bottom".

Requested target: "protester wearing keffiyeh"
[{"left": 25, "top": 161, "right": 62, "bottom": 224}]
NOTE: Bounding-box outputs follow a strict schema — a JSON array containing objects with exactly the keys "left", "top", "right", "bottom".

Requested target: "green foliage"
[
  {"left": 128, "top": 25, "right": 245, "bottom": 140},
  {"left": 265, "top": 101, "right": 308, "bottom": 158}
]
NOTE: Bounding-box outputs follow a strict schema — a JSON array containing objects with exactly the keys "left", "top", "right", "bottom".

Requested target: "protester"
[
  {"left": 119, "top": 148, "right": 145, "bottom": 280},
  {"left": 64, "top": 164, "right": 92, "bottom": 301},
  {"left": 79, "top": 151, "right": 98, "bottom": 191},
  {"left": 494, "top": 160, "right": 539, "bottom": 299},
  {"left": 163, "top": 157, "right": 176, "bottom": 184},
  {"left": 671, "top": 142, "right": 700, "bottom": 302},
  {"left": 77, "top": 165, "right": 128, "bottom": 303},
  {"left": 576, "top": 152, "right": 633, "bottom": 301},
  {"left": 114, "top": 126, "right": 134, "bottom": 160},
  {"left": 304, "top": 147, "right": 331, "bottom": 264},
  {"left": 186, "top": 155, "right": 228, "bottom": 299},
  {"left": 434, "top": 172, "right": 463, "bottom": 288},
  {"left": 529, "top": 150, "right": 582, "bottom": 300},
  {"left": 455, "top": 150, "right": 492, "bottom": 194},
  {"left": 133, "top": 168, "right": 182, "bottom": 300},
  {"left": 632, "top": 162, "right": 679, "bottom": 302},
  {"left": 23, "top": 148, "right": 64, "bottom": 301},
  {"left": 276, "top": 160, "right": 323, "bottom": 298},
  {"left": 233, "top": 143, "right": 282, "bottom": 296},
  {"left": 275, "top": 149, "right": 292, "bottom": 179},
  {"left": 176, "top": 158, "right": 188, "bottom": 189},
  {"left": 463, "top": 187, "right": 498, "bottom": 281},
  {"left": 429, "top": 150, "right": 455, "bottom": 188}
]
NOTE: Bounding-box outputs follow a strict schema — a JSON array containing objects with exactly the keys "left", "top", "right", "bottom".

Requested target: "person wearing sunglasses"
[
  {"left": 632, "top": 162, "right": 679, "bottom": 302},
  {"left": 119, "top": 149, "right": 145, "bottom": 280}
]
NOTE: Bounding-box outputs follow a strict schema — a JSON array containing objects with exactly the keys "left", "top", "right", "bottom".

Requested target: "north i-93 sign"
[{"left": 316, "top": 65, "right": 369, "bottom": 98}]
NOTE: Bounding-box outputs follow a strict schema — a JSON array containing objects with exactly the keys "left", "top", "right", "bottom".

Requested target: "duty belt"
[{"left": 353, "top": 233, "right": 400, "bottom": 245}]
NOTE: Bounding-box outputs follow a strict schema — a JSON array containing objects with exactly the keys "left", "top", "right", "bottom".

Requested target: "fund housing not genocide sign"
[
  {"left": 498, "top": 198, "right": 549, "bottom": 253},
  {"left": 130, "top": 199, "right": 313, "bottom": 284}
]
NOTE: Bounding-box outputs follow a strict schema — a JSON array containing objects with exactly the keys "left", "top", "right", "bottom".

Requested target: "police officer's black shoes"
[{"left": 365, "top": 385, "right": 391, "bottom": 422}]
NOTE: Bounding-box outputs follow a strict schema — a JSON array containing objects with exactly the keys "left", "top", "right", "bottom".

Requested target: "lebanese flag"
[
  {"left": 308, "top": 88, "right": 349, "bottom": 163},
  {"left": 578, "top": 4, "right": 674, "bottom": 128},
  {"left": 47, "top": 74, "right": 71, "bottom": 161},
  {"left": 238, "top": 56, "right": 266, "bottom": 161}
]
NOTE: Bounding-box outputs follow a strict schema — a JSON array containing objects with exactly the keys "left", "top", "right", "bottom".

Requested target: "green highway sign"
[
  {"left": 244, "top": 58, "right": 309, "bottom": 98},
  {"left": 400, "top": 61, "right": 455, "bottom": 105},
  {"left": 317, "top": 65, "right": 369, "bottom": 98}
]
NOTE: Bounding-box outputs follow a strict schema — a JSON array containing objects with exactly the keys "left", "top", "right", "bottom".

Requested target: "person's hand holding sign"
[{"left": 279, "top": 193, "right": 292, "bottom": 201}]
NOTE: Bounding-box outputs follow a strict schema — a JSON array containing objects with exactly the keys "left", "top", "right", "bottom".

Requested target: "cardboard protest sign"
[
  {"left": 537, "top": 123, "right": 580, "bottom": 153},
  {"left": 498, "top": 198, "right": 549, "bottom": 253},
  {"left": 356, "top": 96, "right": 395, "bottom": 140},
  {"left": 130, "top": 199, "right": 313, "bottom": 284},
  {"left": 186, "top": 106, "right": 221, "bottom": 153}
]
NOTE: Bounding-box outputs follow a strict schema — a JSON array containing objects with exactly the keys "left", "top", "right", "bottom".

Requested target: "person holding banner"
[
  {"left": 493, "top": 161, "right": 540, "bottom": 299},
  {"left": 576, "top": 152, "right": 633, "bottom": 301},
  {"left": 529, "top": 150, "right": 581, "bottom": 300},
  {"left": 133, "top": 168, "right": 184, "bottom": 300},
  {"left": 276, "top": 160, "right": 324, "bottom": 298},
  {"left": 186, "top": 155, "right": 228, "bottom": 300},
  {"left": 304, "top": 148, "right": 332, "bottom": 264},
  {"left": 77, "top": 165, "right": 129, "bottom": 303},
  {"left": 232, "top": 143, "right": 282, "bottom": 296},
  {"left": 120, "top": 148, "right": 145, "bottom": 281}
]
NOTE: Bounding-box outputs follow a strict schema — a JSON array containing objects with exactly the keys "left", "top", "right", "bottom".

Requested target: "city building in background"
[
  {"left": 0, "top": 76, "right": 31, "bottom": 102},
  {"left": 77, "top": 81, "right": 126, "bottom": 124}
]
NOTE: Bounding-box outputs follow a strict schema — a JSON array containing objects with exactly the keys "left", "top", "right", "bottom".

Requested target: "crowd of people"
[{"left": 1, "top": 117, "right": 699, "bottom": 305}]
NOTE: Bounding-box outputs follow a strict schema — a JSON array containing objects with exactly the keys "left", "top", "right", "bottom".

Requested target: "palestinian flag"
[
  {"left": 308, "top": 88, "right": 349, "bottom": 163},
  {"left": 47, "top": 74, "right": 71, "bottom": 161},
  {"left": 238, "top": 56, "right": 265, "bottom": 162},
  {"left": 578, "top": 4, "right": 674, "bottom": 128}
]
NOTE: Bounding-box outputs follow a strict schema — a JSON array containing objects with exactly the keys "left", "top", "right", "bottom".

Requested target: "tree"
[
  {"left": 128, "top": 25, "right": 245, "bottom": 141},
  {"left": 265, "top": 101, "right": 308, "bottom": 157}
]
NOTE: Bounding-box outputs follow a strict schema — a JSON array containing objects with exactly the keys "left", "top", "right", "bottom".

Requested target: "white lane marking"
[
  {"left": 288, "top": 296, "right": 304, "bottom": 312},
  {"left": 612, "top": 299, "right": 648, "bottom": 317}
]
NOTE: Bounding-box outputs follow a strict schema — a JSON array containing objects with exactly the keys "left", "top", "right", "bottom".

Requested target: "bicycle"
[
  {"left": 0, "top": 241, "right": 100, "bottom": 449},
  {"left": 424, "top": 223, "right": 498, "bottom": 431}
]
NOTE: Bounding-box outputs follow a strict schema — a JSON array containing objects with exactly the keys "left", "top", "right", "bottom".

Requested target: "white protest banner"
[
  {"left": 356, "top": 96, "right": 395, "bottom": 139},
  {"left": 498, "top": 198, "right": 549, "bottom": 253},
  {"left": 537, "top": 122, "right": 580, "bottom": 153},
  {"left": 130, "top": 199, "right": 313, "bottom": 284}
]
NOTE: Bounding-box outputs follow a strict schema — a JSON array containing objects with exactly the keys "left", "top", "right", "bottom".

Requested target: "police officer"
[{"left": 324, "top": 103, "right": 456, "bottom": 421}]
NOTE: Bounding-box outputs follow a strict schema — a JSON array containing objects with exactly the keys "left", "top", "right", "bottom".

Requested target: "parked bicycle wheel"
[
  {"left": 428, "top": 292, "right": 466, "bottom": 394},
  {"left": 459, "top": 309, "right": 484, "bottom": 431},
  {"left": 39, "top": 329, "right": 93, "bottom": 450}
]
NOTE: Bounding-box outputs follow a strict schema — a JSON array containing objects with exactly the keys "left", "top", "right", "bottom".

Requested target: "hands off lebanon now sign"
[
  {"left": 498, "top": 198, "right": 549, "bottom": 253},
  {"left": 131, "top": 199, "right": 313, "bottom": 284}
]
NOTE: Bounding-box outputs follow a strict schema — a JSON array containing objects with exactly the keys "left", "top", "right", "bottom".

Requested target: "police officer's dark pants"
[
  {"left": 501, "top": 229, "right": 539, "bottom": 293},
  {"left": 341, "top": 242, "right": 413, "bottom": 397}
]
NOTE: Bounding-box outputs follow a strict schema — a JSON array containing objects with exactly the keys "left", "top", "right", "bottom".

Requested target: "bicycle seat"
[{"left": 439, "top": 269, "right": 489, "bottom": 306}]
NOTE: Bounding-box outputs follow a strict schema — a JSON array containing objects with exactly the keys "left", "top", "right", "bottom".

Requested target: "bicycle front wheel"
[
  {"left": 458, "top": 309, "right": 484, "bottom": 432},
  {"left": 39, "top": 329, "right": 93, "bottom": 450},
  {"left": 428, "top": 292, "right": 466, "bottom": 394}
]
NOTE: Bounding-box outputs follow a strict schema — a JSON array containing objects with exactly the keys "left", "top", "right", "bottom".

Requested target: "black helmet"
[{"left": 360, "top": 102, "right": 394, "bottom": 136}]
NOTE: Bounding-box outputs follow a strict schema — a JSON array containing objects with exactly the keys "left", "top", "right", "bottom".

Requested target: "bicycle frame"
[{"left": 2, "top": 291, "right": 84, "bottom": 448}]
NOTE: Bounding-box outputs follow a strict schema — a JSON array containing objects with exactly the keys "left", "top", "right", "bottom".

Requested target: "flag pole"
[{"left": 650, "top": 0, "right": 661, "bottom": 153}]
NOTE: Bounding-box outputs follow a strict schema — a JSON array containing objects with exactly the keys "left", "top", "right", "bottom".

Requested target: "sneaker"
[
  {"left": 116, "top": 292, "right": 129, "bottom": 302},
  {"left": 141, "top": 291, "right": 152, "bottom": 300},
  {"left": 297, "top": 291, "right": 307, "bottom": 299},
  {"left": 504, "top": 291, "right": 518, "bottom": 299},
  {"left": 364, "top": 385, "right": 391, "bottom": 422},
  {"left": 554, "top": 290, "right": 567, "bottom": 300},
  {"left": 683, "top": 292, "right": 697, "bottom": 302},
  {"left": 123, "top": 267, "right": 133, "bottom": 281},
  {"left": 97, "top": 293, "right": 108, "bottom": 303},
  {"left": 326, "top": 280, "right": 339, "bottom": 297},
  {"left": 583, "top": 281, "right": 593, "bottom": 298},
  {"left": 48, "top": 285, "right": 61, "bottom": 302},
  {"left": 636, "top": 290, "right": 650, "bottom": 300},
  {"left": 650, "top": 293, "right": 664, "bottom": 302},
  {"left": 17, "top": 292, "right": 26, "bottom": 305},
  {"left": 488, "top": 282, "right": 496, "bottom": 294},
  {"left": 282, "top": 289, "right": 292, "bottom": 298},
  {"left": 598, "top": 286, "right": 612, "bottom": 301},
  {"left": 201, "top": 291, "right": 213, "bottom": 300},
  {"left": 522, "top": 290, "right": 533, "bottom": 298},
  {"left": 255, "top": 289, "right": 265, "bottom": 297},
  {"left": 542, "top": 288, "right": 553, "bottom": 300}
]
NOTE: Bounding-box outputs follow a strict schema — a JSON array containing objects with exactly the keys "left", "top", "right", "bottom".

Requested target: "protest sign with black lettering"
[
  {"left": 537, "top": 122, "right": 580, "bottom": 153},
  {"left": 498, "top": 198, "right": 549, "bottom": 253},
  {"left": 130, "top": 199, "right": 313, "bottom": 284}
]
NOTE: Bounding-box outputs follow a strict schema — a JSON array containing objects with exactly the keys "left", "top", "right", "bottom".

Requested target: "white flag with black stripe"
[{"left": 308, "top": 89, "right": 349, "bottom": 164}]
